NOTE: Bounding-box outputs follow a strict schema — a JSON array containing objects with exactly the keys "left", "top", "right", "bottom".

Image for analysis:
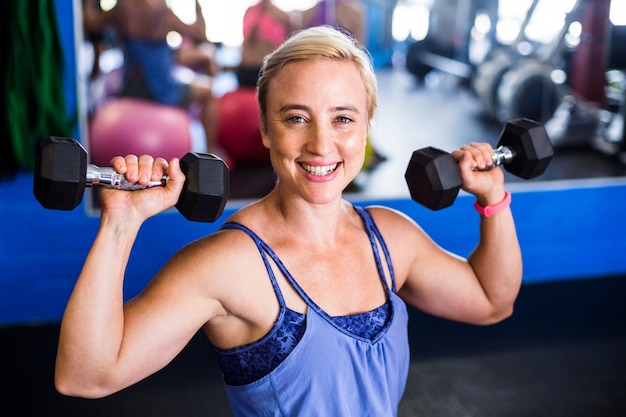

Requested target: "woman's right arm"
[
  {"left": 55, "top": 212, "right": 140, "bottom": 397},
  {"left": 54, "top": 156, "right": 190, "bottom": 398}
]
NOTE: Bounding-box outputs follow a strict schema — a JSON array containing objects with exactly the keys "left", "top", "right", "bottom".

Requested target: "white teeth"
[{"left": 301, "top": 163, "right": 338, "bottom": 176}]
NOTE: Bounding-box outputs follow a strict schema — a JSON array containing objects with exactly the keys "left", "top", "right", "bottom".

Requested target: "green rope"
[{"left": 5, "top": 0, "right": 75, "bottom": 172}]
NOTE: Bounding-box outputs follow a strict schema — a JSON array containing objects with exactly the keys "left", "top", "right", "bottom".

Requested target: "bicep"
[{"left": 398, "top": 246, "right": 495, "bottom": 323}]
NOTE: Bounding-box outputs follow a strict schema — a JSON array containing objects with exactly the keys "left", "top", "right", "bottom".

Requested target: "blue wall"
[
  {"left": 3, "top": 173, "right": 626, "bottom": 326},
  {"left": 1, "top": 0, "right": 625, "bottom": 326}
]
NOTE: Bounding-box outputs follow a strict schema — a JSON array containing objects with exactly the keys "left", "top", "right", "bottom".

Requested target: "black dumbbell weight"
[
  {"left": 34, "top": 136, "right": 229, "bottom": 222},
  {"left": 405, "top": 118, "right": 553, "bottom": 210}
]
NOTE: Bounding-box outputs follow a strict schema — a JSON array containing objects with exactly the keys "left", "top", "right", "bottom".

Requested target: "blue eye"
[{"left": 286, "top": 115, "right": 306, "bottom": 124}]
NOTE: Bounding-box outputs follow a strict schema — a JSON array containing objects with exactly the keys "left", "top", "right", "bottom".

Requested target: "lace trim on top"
[
  {"left": 331, "top": 303, "right": 389, "bottom": 340},
  {"left": 216, "top": 308, "right": 306, "bottom": 386},
  {"left": 216, "top": 303, "right": 389, "bottom": 386}
]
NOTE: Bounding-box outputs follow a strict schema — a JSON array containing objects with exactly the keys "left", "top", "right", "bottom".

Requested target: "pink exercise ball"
[
  {"left": 217, "top": 88, "right": 269, "bottom": 163},
  {"left": 88, "top": 98, "right": 193, "bottom": 167}
]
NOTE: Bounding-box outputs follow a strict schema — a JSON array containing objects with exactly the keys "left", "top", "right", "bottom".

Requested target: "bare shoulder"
[
  {"left": 363, "top": 205, "right": 440, "bottom": 285},
  {"left": 166, "top": 221, "right": 260, "bottom": 282},
  {"left": 364, "top": 205, "right": 423, "bottom": 234},
  {"left": 159, "top": 216, "right": 272, "bottom": 312},
  {"left": 168, "top": 203, "right": 274, "bottom": 294},
  {"left": 174, "top": 209, "right": 287, "bottom": 346},
  {"left": 362, "top": 205, "right": 432, "bottom": 256}
]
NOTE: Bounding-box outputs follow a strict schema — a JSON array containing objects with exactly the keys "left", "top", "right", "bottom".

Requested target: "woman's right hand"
[{"left": 99, "top": 155, "right": 186, "bottom": 224}]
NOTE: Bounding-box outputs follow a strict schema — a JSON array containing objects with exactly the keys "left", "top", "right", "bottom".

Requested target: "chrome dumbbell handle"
[
  {"left": 475, "top": 146, "right": 516, "bottom": 172},
  {"left": 491, "top": 145, "right": 515, "bottom": 167},
  {"left": 86, "top": 164, "right": 167, "bottom": 190}
]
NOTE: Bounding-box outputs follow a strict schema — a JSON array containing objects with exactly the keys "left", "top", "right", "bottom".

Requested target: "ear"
[{"left": 261, "top": 131, "right": 270, "bottom": 150}]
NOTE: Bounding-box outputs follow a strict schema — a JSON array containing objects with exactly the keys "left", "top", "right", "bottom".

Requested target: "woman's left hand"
[{"left": 452, "top": 142, "right": 507, "bottom": 206}]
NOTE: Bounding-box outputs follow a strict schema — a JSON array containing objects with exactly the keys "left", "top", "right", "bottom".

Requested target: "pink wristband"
[{"left": 474, "top": 191, "right": 511, "bottom": 217}]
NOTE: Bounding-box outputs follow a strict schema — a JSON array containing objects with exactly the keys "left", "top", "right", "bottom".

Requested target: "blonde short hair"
[{"left": 256, "top": 25, "right": 378, "bottom": 133}]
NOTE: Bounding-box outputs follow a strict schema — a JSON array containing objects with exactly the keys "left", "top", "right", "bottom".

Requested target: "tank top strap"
[
  {"left": 353, "top": 206, "right": 397, "bottom": 293},
  {"left": 221, "top": 222, "right": 325, "bottom": 315},
  {"left": 220, "top": 222, "right": 287, "bottom": 309},
  {"left": 221, "top": 206, "right": 396, "bottom": 311}
]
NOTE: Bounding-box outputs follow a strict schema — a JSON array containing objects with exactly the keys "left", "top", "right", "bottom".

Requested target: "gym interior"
[{"left": 1, "top": 0, "right": 625, "bottom": 415}]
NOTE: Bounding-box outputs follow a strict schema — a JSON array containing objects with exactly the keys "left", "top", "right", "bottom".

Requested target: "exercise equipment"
[
  {"left": 405, "top": 0, "right": 499, "bottom": 82},
  {"left": 497, "top": 59, "right": 563, "bottom": 124},
  {"left": 217, "top": 88, "right": 269, "bottom": 163},
  {"left": 34, "top": 136, "right": 229, "bottom": 222},
  {"left": 405, "top": 37, "right": 443, "bottom": 81},
  {"left": 547, "top": 0, "right": 625, "bottom": 163},
  {"left": 405, "top": 118, "right": 553, "bottom": 210},
  {"left": 88, "top": 98, "right": 193, "bottom": 168},
  {"left": 471, "top": 0, "right": 541, "bottom": 120},
  {"left": 476, "top": 0, "right": 586, "bottom": 124},
  {"left": 604, "top": 24, "right": 626, "bottom": 160}
]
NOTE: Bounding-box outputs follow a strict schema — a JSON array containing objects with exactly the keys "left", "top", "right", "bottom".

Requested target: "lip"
[{"left": 299, "top": 161, "right": 341, "bottom": 181}]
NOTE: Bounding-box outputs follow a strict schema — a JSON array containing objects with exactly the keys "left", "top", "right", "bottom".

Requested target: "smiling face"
[{"left": 261, "top": 58, "right": 370, "bottom": 204}]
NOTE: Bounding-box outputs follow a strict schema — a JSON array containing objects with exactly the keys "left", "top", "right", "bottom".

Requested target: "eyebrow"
[{"left": 278, "top": 104, "right": 361, "bottom": 114}]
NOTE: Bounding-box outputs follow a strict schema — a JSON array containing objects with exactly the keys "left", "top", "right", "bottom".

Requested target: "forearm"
[
  {"left": 468, "top": 206, "right": 522, "bottom": 322},
  {"left": 55, "top": 215, "right": 141, "bottom": 397}
]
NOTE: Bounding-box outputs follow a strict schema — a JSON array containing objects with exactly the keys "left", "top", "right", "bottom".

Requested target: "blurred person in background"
[{"left": 83, "top": 0, "right": 222, "bottom": 154}]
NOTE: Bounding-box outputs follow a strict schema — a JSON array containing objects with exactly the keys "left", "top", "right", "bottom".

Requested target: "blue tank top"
[{"left": 216, "top": 206, "right": 410, "bottom": 416}]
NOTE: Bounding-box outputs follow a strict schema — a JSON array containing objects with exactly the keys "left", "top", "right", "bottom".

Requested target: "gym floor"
[{"left": 3, "top": 66, "right": 626, "bottom": 416}]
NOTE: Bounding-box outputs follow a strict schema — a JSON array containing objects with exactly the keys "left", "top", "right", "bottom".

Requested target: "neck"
[{"left": 262, "top": 190, "right": 352, "bottom": 247}]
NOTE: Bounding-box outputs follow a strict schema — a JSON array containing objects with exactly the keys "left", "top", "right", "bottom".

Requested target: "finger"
[
  {"left": 136, "top": 155, "right": 155, "bottom": 185},
  {"left": 110, "top": 156, "right": 128, "bottom": 174},
  {"left": 475, "top": 143, "right": 495, "bottom": 169},
  {"left": 458, "top": 143, "right": 492, "bottom": 170},
  {"left": 164, "top": 158, "right": 185, "bottom": 196},
  {"left": 456, "top": 150, "right": 475, "bottom": 174},
  {"left": 124, "top": 154, "right": 140, "bottom": 182},
  {"left": 151, "top": 157, "right": 169, "bottom": 181},
  {"left": 166, "top": 157, "right": 185, "bottom": 184}
]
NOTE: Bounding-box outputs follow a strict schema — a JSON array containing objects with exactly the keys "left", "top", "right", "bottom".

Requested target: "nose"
[{"left": 306, "top": 122, "right": 334, "bottom": 155}]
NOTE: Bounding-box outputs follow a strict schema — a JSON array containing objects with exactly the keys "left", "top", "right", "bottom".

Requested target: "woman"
[{"left": 55, "top": 26, "right": 522, "bottom": 415}]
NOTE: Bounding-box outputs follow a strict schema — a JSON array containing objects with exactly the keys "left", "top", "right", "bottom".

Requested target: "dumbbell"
[
  {"left": 405, "top": 118, "right": 553, "bottom": 210},
  {"left": 34, "top": 136, "right": 230, "bottom": 222}
]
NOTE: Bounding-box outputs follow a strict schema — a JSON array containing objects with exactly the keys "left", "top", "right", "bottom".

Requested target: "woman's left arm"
[{"left": 384, "top": 143, "right": 522, "bottom": 325}]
